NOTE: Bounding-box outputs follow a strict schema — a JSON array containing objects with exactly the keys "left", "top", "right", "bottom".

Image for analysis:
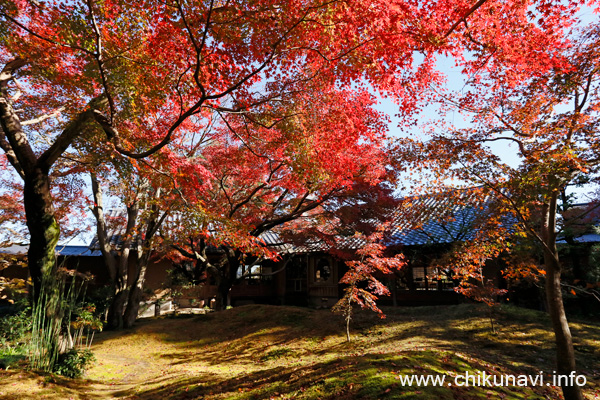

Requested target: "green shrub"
[
  {"left": 0, "top": 308, "right": 31, "bottom": 345},
  {"left": 0, "top": 347, "right": 27, "bottom": 370},
  {"left": 53, "top": 349, "right": 95, "bottom": 378}
]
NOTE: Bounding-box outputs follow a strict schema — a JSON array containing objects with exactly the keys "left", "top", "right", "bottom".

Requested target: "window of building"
[
  {"left": 412, "top": 266, "right": 454, "bottom": 290},
  {"left": 286, "top": 257, "right": 307, "bottom": 292},
  {"left": 315, "top": 258, "right": 331, "bottom": 282},
  {"left": 236, "top": 264, "right": 272, "bottom": 282}
]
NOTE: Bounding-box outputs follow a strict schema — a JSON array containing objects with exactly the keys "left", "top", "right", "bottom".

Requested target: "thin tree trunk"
[
  {"left": 391, "top": 277, "right": 398, "bottom": 307},
  {"left": 345, "top": 294, "right": 352, "bottom": 342},
  {"left": 109, "top": 203, "right": 138, "bottom": 328},
  {"left": 542, "top": 192, "right": 583, "bottom": 400}
]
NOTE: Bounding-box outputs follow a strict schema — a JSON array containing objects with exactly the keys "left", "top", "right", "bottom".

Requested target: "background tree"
[
  {"left": 164, "top": 83, "right": 397, "bottom": 310},
  {"left": 90, "top": 167, "right": 171, "bottom": 329},
  {"left": 395, "top": 23, "right": 600, "bottom": 400},
  {"left": 333, "top": 223, "right": 405, "bottom": 342}
]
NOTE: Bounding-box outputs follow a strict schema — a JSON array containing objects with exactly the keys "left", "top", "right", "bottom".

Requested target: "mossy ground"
[{"left": 0, "top": 303, "right": 598, "bottom": 399}]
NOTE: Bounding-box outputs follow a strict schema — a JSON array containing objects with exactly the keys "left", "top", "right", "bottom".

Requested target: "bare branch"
[{"left": 21, "top": 106, "right": 65, "bottom": 126}]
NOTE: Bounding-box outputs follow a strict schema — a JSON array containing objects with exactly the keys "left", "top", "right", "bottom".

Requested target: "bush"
[
  {"left": 0, "top": 347, "right": 27, "bottom": 370},
  {"left": 53, "top": 349, "right": 95, "bottom": 378},
  {"left": 0, "top": 308, "right": 31, "bottom": 345}
]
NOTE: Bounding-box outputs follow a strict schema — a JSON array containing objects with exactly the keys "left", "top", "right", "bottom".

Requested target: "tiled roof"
[
  {"left": 556, "top": 202, "right": 600, "bottom": 244},
  {"left": 0, "top": 244, "right": 101, "bottom": 257},
  {"left": 388, "top": 187, "right": 492, "bottom": 246},
  {"left": 255, "top": 231, "right": 296, "bottom": 253},
  {"left": 557, "top": 233, "right": 600, "bottom": 243},
  {"left": 88, "top": 187, "right": 499, "bottom": 254},
  {"left": 55, "top": 245, "right": 102, "bottom": 257}
]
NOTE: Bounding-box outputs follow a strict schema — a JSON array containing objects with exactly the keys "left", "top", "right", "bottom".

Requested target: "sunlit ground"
[{"left": 0, "top": 303, "right": 598, "bottom": 399}]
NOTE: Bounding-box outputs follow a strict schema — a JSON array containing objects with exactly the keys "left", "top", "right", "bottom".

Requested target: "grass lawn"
[{"left": 0, "top": 303, "right": 599, "bottom": 399}]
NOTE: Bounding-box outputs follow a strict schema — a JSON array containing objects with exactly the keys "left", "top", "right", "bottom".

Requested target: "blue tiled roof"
[
  {"left": 56, "top": 245, "right": 102, "bottom": 257},
  {"left": 1, "top": 245, "right": 101, "bottom": 256},
  {"left": 388, "top": 188, "right": 492, "bottom": 246},
  {"left": 88, "top": 188, "right": 501, "bottom": 254}
]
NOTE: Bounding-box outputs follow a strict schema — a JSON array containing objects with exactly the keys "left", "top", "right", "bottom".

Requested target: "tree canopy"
[{"left": 1, "top": 0, "right": 597, "bottom": 389}]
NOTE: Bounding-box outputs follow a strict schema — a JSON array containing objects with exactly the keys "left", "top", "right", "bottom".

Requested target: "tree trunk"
[
  {"left": 542, "top": 192, "right": 583, "bottom": 400},
  {"left": 391, "top": 277, "right": 398, "bottom": 307},
  {"left": 216, "top": 277, "right": 232, "bottom": 310},
  {"left": 123, "top": 252, "right": 150, "bottom": 328},
  {"left": 91, "top": 174, "right": 138, "bottom": 330},
  {"left": 107, "top": 289, "right": 128, "bottom": 329},
  {"left": 123, "top": 284, "right": 143, "bottom": 328},
  {"left": 544, "top": 252, "right": 583, "bottom": 400},
  {"left": 108, "top": 204, "right": 138, "bottom": 329},
  {"left": 214, "top": 248, "right": 240, "bottom": 310},
  {"left": 24, "top": 169, "right": 60, "bottom": 303}
]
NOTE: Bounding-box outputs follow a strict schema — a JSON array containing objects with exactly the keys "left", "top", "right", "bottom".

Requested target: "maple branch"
[
  {"left": 252, "top": 189, "right": 340, "bottom": 236},
  {"left": 438, "top": 89, "right": 528, "bottom": 140},
  {"left": 37, "top": 97, "right": 106, "bottom": 171},
  {"left": 147, "top": 209, "right": 170, "bottom": 243},
  {"left": 186, "top": 115, "right": 216, "bottom": 158},
  {"left": 102, "top": 95, "right": 208, "bottom": 159},
  {"left": 216, "top": 109, "right": 271, "bottom": 160},
  {"left": 8, "top": 76, "right": 23, "bottom": 103},
  {"left": 88, "top": 8, "right": 208, "bottom": 160},
  {"left": 92, "top": 0, "right": 345, "bottom": 161},
  {"left": 290, "top": 37, "right": 376, "bottom": 63},
  {"left": 175, "top": 0, "right": 212, "bottom": 98},
  {"left": 219, "top": 175, "right": 234, "bottom": 210},
  {"left": 138, "top": 158, "right": 191, "bottom": 207},
  {"left": 459, "top": 19, "right": 487, "bottom": 48},
  {"left": 206, "top": 4, "right": 315, "bottom": 102},
  {"left": 228, "top": 183, "right": 267, "bottom": 219},
  {"left": 0, "top": 59, "right": 37, "bottom": 176},
  {"left": 0, "top": 59, "right": 27, "bottom": 178},
  {"left": 0, "top": 134, "right": 24, "bottom": 179},
  {"left": 21, "top": 107, "right": 65, "bottom": 126},
  {"left": 574, "top": 67, "right": 597, "bottom": 113},
  {"left": 449, "top": 135, "right": 531, "bottom": 156},
  {"left": 457, "top": 159, "right": 561, "bottom": 265},
  {"left": 270, "top": 188, "right": 290, "bottom": 212},
  {"left": 243, "top": 112, "right": 297, "bottom": 130},
  {"left": 170, "top": 243, "right": 196, "bottom": 260},
  {"left": 561, "top": 283, "right": 600, "bottom": 303},
  {"left": 0, "top": 13, "right": 94, "bottom": 56},
  {"left": 228, "top": 162, "right": 285, "bottom": 218},
  {"left": 86, "top": 0, "right": 116, "bottom": 123},
  {"left": 175, "top": 65, "right": 193, "bottom": 118},
  {"left": 444, "top": 0, "right": 489, "bottom": 39}
]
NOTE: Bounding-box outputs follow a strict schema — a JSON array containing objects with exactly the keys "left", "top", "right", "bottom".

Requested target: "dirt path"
[{"left": 84, "top": 353, "right": 157, "bottom": 399}]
